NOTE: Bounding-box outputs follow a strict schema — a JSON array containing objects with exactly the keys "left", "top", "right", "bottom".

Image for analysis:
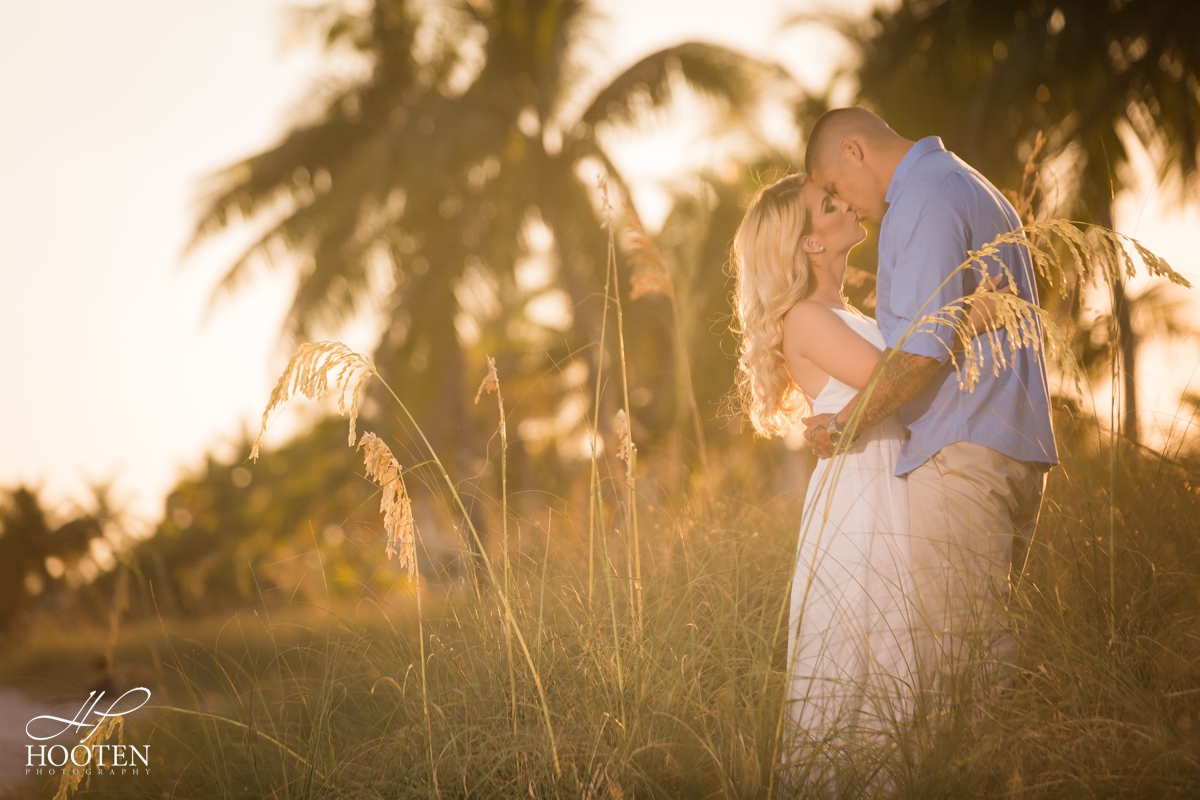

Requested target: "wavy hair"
[{"left": 731, "top": 173, "right": 817, "bottom": 438}]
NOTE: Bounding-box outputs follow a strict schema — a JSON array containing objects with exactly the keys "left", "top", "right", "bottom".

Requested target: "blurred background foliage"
[{"left": 3, "top": 0, "right": 1199, "bottom": 631}]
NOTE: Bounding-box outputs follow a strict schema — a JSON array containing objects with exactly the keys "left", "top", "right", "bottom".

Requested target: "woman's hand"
[
  {"left": 955, "top": 272, "right": 1012, "bottom": 340},
  {"left": 962, "top": 272, "right": 1010, "bottom": 333},
  {"left": 950, "top": 272, "right": 1014, "bottom": 354}
]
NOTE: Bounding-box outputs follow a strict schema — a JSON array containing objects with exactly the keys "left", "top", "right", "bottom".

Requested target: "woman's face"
[{"left": 801, "top": 180, "right": 866, "bottom": 255}]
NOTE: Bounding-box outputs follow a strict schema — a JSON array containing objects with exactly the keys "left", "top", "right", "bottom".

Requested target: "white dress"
[{"left": 781, "top": 308, "right": 916, "bottom": 790}]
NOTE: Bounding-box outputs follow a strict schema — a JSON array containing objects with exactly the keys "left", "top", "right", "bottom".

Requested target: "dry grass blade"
[
  {"left": 250, "top": 341, "right": 375, "bottom": 461},
  {"left": 472, "top": 353, "right": 521, "bottom": 737},
  {"left": 358, "top": 431, "right": 416, "bottom": 575}
]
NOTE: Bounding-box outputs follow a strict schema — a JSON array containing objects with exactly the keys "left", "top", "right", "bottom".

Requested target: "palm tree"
[
  {"left": 0, "top": 486, "right": 109, "bottom": 631},
  {"left": 191, "top": 0, "right": 768, "bottom": 486},
  {"left": 810, "top": 0, "right": 1200, "bottom": 442}
]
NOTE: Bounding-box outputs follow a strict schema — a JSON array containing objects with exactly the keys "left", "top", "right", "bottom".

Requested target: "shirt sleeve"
[{"left": 881, "top": 181, "right": 969, "bottom": 363}]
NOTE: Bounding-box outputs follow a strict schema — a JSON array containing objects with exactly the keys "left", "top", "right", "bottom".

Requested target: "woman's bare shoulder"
[
  {"left": 781, "top": 301, "right": 849, "bottom": 361},
  {"left": 782, "top": 300, "right": 848, "bottom": 338}
]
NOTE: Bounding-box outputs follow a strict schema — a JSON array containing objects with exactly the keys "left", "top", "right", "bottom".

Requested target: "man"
[{"left": 801, "top": 107, "right": 1058, "bottom": 682}]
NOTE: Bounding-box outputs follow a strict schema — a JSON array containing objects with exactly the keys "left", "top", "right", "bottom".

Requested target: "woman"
[{"left": 731, "top": 173, "right": 995, "bottom": 793}]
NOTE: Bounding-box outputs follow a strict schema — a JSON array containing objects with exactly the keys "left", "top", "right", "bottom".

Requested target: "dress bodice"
[{"left": 804, "top": 308, "right": 885, "bottom": 415}]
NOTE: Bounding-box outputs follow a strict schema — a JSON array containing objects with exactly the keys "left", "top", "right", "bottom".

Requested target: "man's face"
[{"left": 811, "top": 147, "right": 888, "bottom": 224}]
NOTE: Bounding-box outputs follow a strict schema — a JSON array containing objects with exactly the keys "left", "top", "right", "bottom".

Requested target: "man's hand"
[{"left": 801, "top": 413, "right": 837, "bottom": 459}]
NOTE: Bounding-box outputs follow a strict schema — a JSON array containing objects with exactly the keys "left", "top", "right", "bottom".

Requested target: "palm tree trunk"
[
  {"left": 1112, "top": 277, "right": 1138, "bottom": 442},
  {"left": 372, "top": 262, "right": 483, "bottom": 583},
  {"left": 1098, "top": 204, "right": 1138, "bottom": 442}
]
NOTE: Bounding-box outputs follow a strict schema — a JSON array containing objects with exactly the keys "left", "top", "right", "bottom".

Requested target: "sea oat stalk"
[
  {"left": 356, "top": 431, "right": 436, "bottom": 792},
  {"left": 589, "top": 177, "right": 615, "bottom": 617},
  {"left": 591, "top": 174, "right": 628, "bottom": 721},
  {"left": 611, "top": 406, "right": 641, "bottom": 631},
  {"left": 256, "top": 340, "right": 561, "bottom": 775},
  {"left": 475, "top": 355, "right": 519, "bottom": 737},
  {"left": 603, "top": 183, "right": 643, "bottom": 635},
  {"left": 365, "top": 368, "right": 563, "bottom": 776}
]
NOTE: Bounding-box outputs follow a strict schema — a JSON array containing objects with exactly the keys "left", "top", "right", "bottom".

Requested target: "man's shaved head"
[
  {"left": 805, "top": 107, "right": 894, "bottom": 174},
  {"left": 803, "top": 107, "right": 913, "bottom": 224}
]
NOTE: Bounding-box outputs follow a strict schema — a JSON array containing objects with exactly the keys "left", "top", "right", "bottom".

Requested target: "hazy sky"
[{"left": 2, "top": 0, "right": 1197, "bottom": 529}]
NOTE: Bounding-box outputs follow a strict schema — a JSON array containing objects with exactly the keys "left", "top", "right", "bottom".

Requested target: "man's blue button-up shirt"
[{"left": 875, "top": 136, "right": 1058, "bottom": 476}]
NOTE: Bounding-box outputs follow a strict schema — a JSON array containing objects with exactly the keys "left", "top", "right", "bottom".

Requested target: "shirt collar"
[{"left": 885, "top": 136, "right": 945, "bottom": 204}]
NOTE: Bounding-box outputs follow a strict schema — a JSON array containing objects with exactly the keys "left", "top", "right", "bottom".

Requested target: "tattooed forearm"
[
  {"left": 836, "top": 349, "right": 941, "bottom": 433},
  {"left": 803, "top": 349, "right": 943, "bottom": 458}
]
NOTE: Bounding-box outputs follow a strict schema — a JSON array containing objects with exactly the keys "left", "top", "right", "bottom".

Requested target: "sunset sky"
[{"left": 2, "top": 0, "right": 1197, "bottom": 530}]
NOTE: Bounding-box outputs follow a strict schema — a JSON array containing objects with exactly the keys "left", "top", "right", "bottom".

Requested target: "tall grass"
[
  {"left": 28, "top": 421, "right": 1200, "bottom": 799},
  {"left": 29, "top": 210, "right": 1200, "bottom": 799}
]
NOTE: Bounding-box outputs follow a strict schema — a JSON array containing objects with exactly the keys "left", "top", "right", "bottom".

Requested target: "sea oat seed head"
[
  {"left": 250, "top": 342, "right": 375, "bottom": 461},
  {"left": 597, "top": 173, "right": 614, "bottom": 231},
  {"left": 358, "top": 432, "right": 417, "bottom": 575},
  {"left": 614, "top": 408, "right": 633, "bottom": 464},
  {"left": 55, "top": 714, "right": 125, "bottom": 800},
  {"left": 898, "top": 219, "right": 1185, "bottom": 402},
  {"left": 474, "top": 355, "right": 499, "bottom": 404}
]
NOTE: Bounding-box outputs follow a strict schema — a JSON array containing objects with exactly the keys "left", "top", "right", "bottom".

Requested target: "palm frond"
[{"left": 580, "top": 43, "right": 770, "bottom": 129}]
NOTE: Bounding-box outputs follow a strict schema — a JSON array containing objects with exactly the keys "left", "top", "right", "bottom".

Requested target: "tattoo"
[{"left": 838, "top": 349, "right": 941, "bottom": 435}]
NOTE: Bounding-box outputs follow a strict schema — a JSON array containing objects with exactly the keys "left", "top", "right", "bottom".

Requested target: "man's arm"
[{"left": 803, "top": 349, "right": 941, "bottom": 458}]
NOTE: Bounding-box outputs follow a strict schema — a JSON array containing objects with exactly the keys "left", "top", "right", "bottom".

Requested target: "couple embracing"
[{"left": 731, "top": 108, "right": 1058, "bottom": 792}]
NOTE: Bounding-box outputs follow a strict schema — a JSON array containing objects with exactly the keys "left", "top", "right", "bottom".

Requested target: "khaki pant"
[{"left": 907, "top": 441, "right": 1046, "bottom": 686}]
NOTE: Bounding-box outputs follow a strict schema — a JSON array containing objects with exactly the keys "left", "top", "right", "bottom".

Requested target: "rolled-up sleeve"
[{"left": 881, "top": 182, "right": 969, "bottom": 363}]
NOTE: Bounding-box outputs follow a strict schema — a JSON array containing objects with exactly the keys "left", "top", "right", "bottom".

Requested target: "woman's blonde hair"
[{"left": 731, "top": 173, "right": 816, "bottom": 438}]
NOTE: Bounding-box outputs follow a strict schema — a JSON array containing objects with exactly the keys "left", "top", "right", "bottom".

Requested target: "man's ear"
[{"left": 839, "top": 137, "right": 864, "bottom": 164}]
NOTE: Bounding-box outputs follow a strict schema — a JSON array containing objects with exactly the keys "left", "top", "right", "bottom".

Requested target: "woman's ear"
[{"left": 800, "top": 235, "right": 826, "bottom": 255}]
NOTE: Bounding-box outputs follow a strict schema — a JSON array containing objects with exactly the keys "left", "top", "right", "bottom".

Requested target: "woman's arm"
[{"left": 781, "top": 302, "right": 884, "bottom": 391}]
